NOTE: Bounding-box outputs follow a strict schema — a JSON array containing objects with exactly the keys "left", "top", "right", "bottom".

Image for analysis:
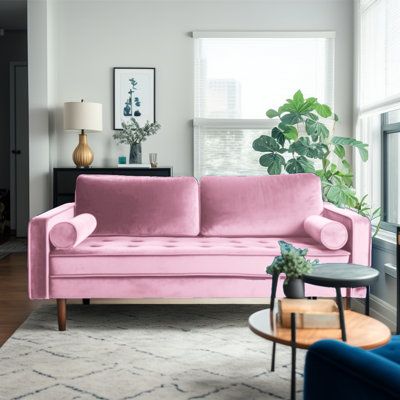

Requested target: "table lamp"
[{"left": 63, "top": 100, "right": 102, "bottom": 168}]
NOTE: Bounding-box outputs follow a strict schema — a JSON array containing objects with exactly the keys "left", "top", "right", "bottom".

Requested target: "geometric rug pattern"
[{"left": 0, "top": 304, "right": 305, "bottom": 400}]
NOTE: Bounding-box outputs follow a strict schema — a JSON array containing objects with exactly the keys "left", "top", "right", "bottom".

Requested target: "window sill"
[{"left": 373, "top": 228, "right": 396, "bottom": 245}]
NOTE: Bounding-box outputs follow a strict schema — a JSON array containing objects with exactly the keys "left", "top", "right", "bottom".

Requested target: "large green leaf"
[
  {"left": 305, "top": 118, "right": 330, "bottom": 141},
  {"left": 280, "top": 113, "right": 302, "bottom": 125},
  {"left": 322, "top": 179, "right": 358, "bottom": 208},
  {"left": 307, "top": 112, "right": 319, "bottom": 121},
  {"left": 282, "top": 125, "right": 298, "bottom": 141},
  {"left": 299, "top": 97, "right": 317, "bottom": 113},
  {"left": 278, "top": 122, "right": 287, "bottom": 131},
  {"left": 334, "top": 144, "right": 345, "bottom": 159},
  {"left": 278, "top": 103, "right": 293, "bottom": 114},
  {"left": 315, "top": 103, "right": 332, "bottom": 118},
  {"left": 331, "top": 136, "right": 369, "bottom": 161},
  {"left": 292, "top": 90, "right": 304, "bottom": 107},
  {"left": 271, "top": 127, "right": 285, "bottom": 146},
  {"left": 289, "top": 137, "right": 328, "bottom": 159},
  {"left": 285, "top": 156, "right": 315, "bottom": 174},
  {"left": 252, "top": 135, "right": 280, "bottom": 152},
  {"left": 259, "top": 153, "right": 285, "bottom": 175},
  {"left": 266, "top": 109, "right": 279, "bottom": 118},
  {"left": 341, "top": 159, "right": 351, "bottom": 172}
]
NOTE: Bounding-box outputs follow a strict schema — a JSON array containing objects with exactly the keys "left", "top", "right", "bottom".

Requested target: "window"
[
  {"left": 354, "top": 0, "right": 400, "bottom": 227},
  {"left": 193, "top": 32, "right": 335, "bottom": 177},
  {"left": 359, "top": 0, "right": 400, "bottom": 112},
  {"left": 382, "top": 110, "right": 400, "bottom": 227}
]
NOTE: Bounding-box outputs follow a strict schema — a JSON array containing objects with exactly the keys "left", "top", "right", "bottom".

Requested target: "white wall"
[
  {"left": 28, "top": 0, "right": 354, "bottom": 212},
  {"left": 49, "top": 0, "right": 354, "bottom": 176},
  {"left": 28, "top": 0, "right": 52, "bottom": 216}
]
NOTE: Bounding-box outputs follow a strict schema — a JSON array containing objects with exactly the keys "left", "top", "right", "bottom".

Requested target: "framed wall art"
[{"left": 113, "top": 67, "right": 155, "bottom": 130}]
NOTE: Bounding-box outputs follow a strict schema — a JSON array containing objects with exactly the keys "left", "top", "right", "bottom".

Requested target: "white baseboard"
[{"left": 352, "top": 295, "right": 396, "bottom": 332}]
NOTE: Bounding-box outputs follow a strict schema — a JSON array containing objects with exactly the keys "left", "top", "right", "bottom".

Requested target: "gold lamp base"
[{"left": 73, "top": 131, "right": 94, "bottom": 168}]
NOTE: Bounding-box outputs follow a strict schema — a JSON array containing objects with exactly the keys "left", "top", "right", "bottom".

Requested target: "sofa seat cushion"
[{"left": 50, "top": 236, "right": 350, "bottom": 277}]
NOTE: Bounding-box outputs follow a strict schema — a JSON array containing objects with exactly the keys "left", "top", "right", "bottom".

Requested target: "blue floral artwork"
[{"left": 114, "top": 68, "right": 155, "bottom": 130}]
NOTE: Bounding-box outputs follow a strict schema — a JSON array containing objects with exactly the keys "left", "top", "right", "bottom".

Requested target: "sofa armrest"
[
  {"left": 322, "top": 202, "right": 371, "bottom": 265},
  {"left": 304, "top": 340, "right": 400, "bottom": 400},
  {"left": 28, "top": 203, "right": 75, "bottom": 299}
]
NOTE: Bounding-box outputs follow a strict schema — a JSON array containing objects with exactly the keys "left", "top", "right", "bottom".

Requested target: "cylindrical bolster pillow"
[
  {"left": 49, "top": 213, "right": 97, "bottom": 249},
  {"left": 304, "top": 215, "right": 348, "bottom": 250}
]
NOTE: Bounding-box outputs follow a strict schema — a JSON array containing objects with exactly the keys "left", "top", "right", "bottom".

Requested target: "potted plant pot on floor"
[{"left": 267, "top": 240, "right": 318, "bottom": 299}]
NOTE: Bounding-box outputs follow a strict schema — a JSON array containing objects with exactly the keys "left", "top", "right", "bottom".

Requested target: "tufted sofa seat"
[
  {"left": 50, "top": 236, "right": 351, "bottom": 276},
  {"left": 49, "top": 236, "right": 351, "bottom": 299},
  {"left": 28, "top": 174, "right": 371, "bottom": 329}
]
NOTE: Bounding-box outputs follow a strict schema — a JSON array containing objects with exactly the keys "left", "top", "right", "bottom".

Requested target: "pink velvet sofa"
[{"left": 28, "top": 173, "right": 371, "bottom": 330}]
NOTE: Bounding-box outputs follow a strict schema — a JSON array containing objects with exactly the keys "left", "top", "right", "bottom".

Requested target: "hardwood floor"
[{"left": 0, "top": 253, "right": 42, "bottom": 346}]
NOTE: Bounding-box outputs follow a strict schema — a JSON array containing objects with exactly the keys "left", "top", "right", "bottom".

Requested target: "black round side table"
[
  {"left": 302, "top": 263, "right": 379, "bottom": 341},
  {"left": 270, "top": 264, "right": 379, "bottom": 341}
]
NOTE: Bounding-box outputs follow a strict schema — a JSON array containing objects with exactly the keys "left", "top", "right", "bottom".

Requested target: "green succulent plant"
[{"left": 266, "top": 241, "right": 318, "bottom": 281}]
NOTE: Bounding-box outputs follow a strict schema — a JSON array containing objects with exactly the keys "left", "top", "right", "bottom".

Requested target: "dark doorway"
[{"left": 0, "top": 0, "right": 28, "bottom": 240}]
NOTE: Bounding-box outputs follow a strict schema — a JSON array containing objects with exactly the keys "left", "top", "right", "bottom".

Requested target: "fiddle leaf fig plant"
[
  {"left": 266, "top": 241, "right": 318, "bottom": 280},
  {"left": 253, "top": 90, "right": 381, "bottom": 236}
]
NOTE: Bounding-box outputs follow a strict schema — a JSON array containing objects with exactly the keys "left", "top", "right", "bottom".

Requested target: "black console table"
[{"left": 53, "top": 167, "right": 173, "bottom": 207}]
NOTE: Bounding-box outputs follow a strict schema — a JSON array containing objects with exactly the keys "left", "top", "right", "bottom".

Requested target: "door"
[{"left": 10, "top": 62, "right": 29, "bottom": 237}]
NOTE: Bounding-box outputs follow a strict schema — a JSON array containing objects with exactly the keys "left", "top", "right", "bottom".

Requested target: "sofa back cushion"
[
  {"left": 75, "top": 175, "right": 200, "bottom": 236},
  {"left": 200, "top": 174, "right": 323, "bottom": 237}
]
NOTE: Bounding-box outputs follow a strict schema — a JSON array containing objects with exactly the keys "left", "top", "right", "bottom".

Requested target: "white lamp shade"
[{"left": 64, "top": 101, "right": 103, "bottom": 132}]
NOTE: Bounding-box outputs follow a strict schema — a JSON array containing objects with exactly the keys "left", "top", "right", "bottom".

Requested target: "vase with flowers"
[{"left": 113, "top": 118, "right": 161, "bottom": 164}]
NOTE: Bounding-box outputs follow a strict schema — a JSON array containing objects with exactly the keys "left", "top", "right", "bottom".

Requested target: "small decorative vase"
[
  {"left": 283, "top": 278, "right": 305, "bottom": 299},
  {"left": 129, "top": 143, "right": 142, "bottom": 164}
]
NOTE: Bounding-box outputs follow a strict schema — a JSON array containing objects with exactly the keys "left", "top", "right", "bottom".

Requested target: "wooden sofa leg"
[
  {"left": 82, "top": 299, "right": 90, "bottom": 305},
  {"left": 57, "top": 299, "right": 67, "bottom": 331}
]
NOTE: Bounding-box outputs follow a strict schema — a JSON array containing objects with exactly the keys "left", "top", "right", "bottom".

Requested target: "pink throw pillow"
[
  {"left": 304, "top": 215, "right": 348, "bottom": 250},
  {"left": 49, "top": 213, "right": 97, "bottom": 249}
]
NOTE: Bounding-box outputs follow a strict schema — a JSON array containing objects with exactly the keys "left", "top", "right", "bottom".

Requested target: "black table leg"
[
  {"left": 365, "top": 286, "right": 370, "bottom": 316},
  {"left": 270, "top": 272, "right": 279, "bottom": 312},
  {"left": 336, "top": 287, "right": 347, "bottom": 341},
  {"left": 291, "top": 313, "right": 296, "bottom": 400},
  {"left": 271, "top": 341, "right": 276, "bottom": 372}
]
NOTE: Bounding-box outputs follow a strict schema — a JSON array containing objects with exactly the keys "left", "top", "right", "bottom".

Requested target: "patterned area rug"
[{"left": 0, "top": 305, "right": 305, "bottom": 400}]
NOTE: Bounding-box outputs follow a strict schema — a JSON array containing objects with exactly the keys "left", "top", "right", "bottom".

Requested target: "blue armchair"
[{"left": 304, "top": 337, "right": 400, "bottom": 400}]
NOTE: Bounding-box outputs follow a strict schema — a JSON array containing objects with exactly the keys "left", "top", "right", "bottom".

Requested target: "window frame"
[
  {"left": 193, "top": 31, "right": 336, "bottom": 178},
  {"left": 381, "top": 112, "right": 400, "bottom": 232}
]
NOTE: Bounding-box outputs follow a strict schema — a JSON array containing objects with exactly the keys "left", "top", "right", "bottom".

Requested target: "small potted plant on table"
[{"left": 267, "top": 241, "right": 318, "bottom": 299}]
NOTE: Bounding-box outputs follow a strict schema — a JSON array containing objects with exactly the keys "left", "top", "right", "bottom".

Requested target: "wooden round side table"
[{"left": 248, "top": 308, "right": 390, "bottom": 400}]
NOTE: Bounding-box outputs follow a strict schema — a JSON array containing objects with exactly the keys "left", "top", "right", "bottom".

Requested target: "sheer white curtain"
[
  {"left": 193, "top": 32, "right": 335, "bottom": 178},
  {"left": 355, "top": 0, "right": 400, "bottom": 210}
]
